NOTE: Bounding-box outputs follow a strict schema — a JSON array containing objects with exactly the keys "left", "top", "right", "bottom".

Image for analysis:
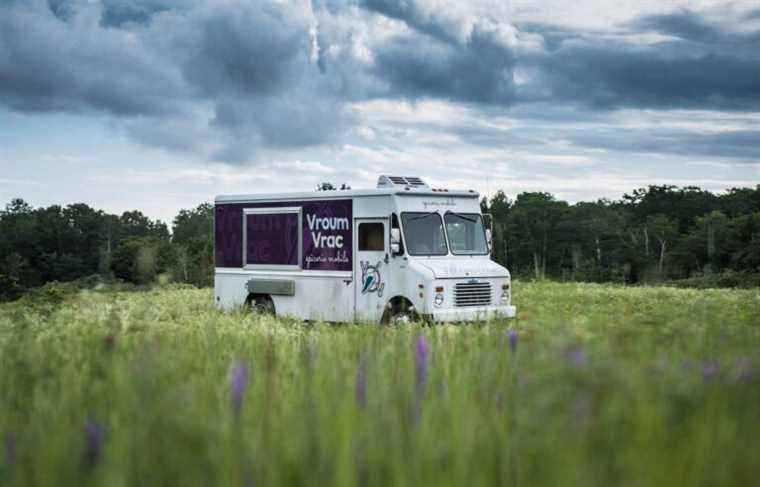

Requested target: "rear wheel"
[{"left": 249, "top": 295, "right": 275, "bottom": 316}]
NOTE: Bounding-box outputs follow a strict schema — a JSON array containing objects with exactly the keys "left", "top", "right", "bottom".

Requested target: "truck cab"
[{"left": 368, "top": 176, "right": 515, "bottom": 323}]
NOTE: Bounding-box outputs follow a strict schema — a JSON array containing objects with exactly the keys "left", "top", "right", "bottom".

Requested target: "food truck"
[{"left": 214, "top": 176, "right": 516, "bottom": 323}]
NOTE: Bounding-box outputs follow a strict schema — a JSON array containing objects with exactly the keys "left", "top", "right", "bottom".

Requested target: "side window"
[
  {"left": 359, "top": 223, "right": 385, "bottom": 251},
  {"left": 244, "top": 208, "right": 301, "bottom": 268}
]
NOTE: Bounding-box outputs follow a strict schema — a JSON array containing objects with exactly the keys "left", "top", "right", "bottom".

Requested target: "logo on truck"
[{"left": 360, "top": 261, "right": 385, "bottom": 297}]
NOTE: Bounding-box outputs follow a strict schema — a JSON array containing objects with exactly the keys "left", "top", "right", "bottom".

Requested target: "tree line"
[
  {"left": 481, "top": 185, "right": 760, "bottom": 286},
  {"left": 0, "top": 199, "right": 213, "bottom": 300},
  {"left": 1, "top": 184, "right": 759, "bottom": 300}
]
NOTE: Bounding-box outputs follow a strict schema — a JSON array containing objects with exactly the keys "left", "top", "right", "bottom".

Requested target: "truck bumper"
[{"left": 429, "top": 305, "right": 517, "bottom": 323}]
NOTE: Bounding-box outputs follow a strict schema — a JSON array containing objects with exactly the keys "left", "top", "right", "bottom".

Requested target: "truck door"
[{"left": 354, "top": 218, "right": 388, "bottom": 322}]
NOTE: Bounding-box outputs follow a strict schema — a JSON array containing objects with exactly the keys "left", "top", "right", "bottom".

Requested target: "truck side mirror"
[
  {"left": 485, "top": 228, "right": 493, "bottom": 254},
  {"left": 390, "top": 228, "right": 402, "bottom": 256}
]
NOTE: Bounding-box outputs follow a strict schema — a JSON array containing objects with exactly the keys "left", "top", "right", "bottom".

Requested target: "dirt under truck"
[{"left": 214, "top": 175, "right": 516, "bottom": 323}]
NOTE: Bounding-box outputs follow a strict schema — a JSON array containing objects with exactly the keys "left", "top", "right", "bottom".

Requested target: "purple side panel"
[
  {"left": 215, "top": 199, "right": 353, "bottom": 271},
  {"left": 302, "top": 199, "right": 352, "bottom": 271},
  {"left": 215, "top": 205, "right": 243, "bottom": 267},
  {"left": 246, "top": 213, "right": 299, "bottom": 265}
]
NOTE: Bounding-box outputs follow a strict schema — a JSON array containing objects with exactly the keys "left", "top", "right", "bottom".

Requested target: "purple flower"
[
  {"left": 563, "top": 345, "right": 587, "bottom": 367},
  {"left": 680, "top": 360, "right": 694, "bottom": 374},
  {"left": 4, "top": 433, "right": 16, "bottom": 467},
  {"left": 83, "top": 420, "right": 104, "bottom": 468},
  {"left": 355, "top": 361, "right": 367, "bottom": 408},
  {"left": 572, "top": 395, "right": 592, "bottom": 424},
  {"left": 415, "top": 335, "right": 430, "bottom": 390},
  {"left": 734, "top": 357, "right": 755, "bottom": 384},
  {"left": 507, "top": 329, "right": 518, "bottom": 352},
  {"left": 412, "top": 335, "right": 431, "bottom": 423},
  {"left": 702, "top": 361, "right": 720, "bottom": 381},
  {"left": 230, "top": 360, "right": 249, "bottom": 413}
]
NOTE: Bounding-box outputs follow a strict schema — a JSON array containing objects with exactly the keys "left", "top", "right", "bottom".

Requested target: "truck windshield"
[
  {"left": 444, "top": 212, "right": 488, "bottom": 255},
  {"left": 401, "top": 212, "right": 448, "bottom": 256}
]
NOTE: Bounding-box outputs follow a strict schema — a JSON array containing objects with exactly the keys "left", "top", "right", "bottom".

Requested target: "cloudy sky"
[{"left": 1, "top": 0, "right": 759, "bottom": 222}]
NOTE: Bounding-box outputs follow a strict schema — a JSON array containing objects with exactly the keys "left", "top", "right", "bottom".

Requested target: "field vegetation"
[{"left": 1, "top": 282, "right": 759, "bottom": 486}]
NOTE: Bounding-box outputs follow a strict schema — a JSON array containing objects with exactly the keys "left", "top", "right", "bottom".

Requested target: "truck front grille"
[{"left": 454, "top": 282, "right": 492, "bottom": 307}]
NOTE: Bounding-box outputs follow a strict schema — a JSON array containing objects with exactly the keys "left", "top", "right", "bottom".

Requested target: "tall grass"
[{"left": 1, "top": 282, "right": 759, "bottom": 486}]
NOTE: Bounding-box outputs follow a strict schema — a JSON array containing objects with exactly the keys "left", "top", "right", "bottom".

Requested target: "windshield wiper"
[
  {"left": 407, "top": 213, "right": 438, "bottom": 222},
  {"left": 446, "top": 211, "right": 479, "bottom": 223}
]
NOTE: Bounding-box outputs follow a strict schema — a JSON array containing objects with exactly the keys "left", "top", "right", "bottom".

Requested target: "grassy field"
[{"left": 1, "top": 282, "right": 759, "bottom": 486}]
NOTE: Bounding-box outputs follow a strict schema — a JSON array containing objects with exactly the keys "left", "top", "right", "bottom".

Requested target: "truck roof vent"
[{"left": 377, "top": 175, "right": 429, "bottom": 189}]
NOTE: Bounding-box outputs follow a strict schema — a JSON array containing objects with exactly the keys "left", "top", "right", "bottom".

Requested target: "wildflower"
[
  {"left": 230, "top": 360, "right": 249, "bottom": 413},
  {"left": 734, "top": 357, "right": 755, "bottom": 384},
  {"left": 507, "top": 329, "right": 518, "bottom": 353},
  {"left": 680, "top": 360, "right": 694, "bottom": 374},
  {"left": 415, "top": 335, "right": 430, "bottom": 390},
  {"left": 4, "top": 433, "right": 15, "bottom": 467},
  {"left": 412, "top": 335, "right": 431, "bottom": 424},
  {"left": 355, "top": 360, "right": 367, "bottom": 408},
  {"left": 563, "top": 345, "right": 587, "bottom": 367},
  {"left": 83, "top": 420, "right": 104, "bottom": 469},
  {"left": 702, "top": 361, "right": 720, "bottom": 381},
  {"left": 572, "top": 395, "right": 592, "bottom": 425}
]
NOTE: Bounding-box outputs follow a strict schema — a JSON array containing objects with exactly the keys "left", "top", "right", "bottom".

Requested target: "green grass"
[{"left": 1, "top": 282, "right": 759, "bottom": 486}]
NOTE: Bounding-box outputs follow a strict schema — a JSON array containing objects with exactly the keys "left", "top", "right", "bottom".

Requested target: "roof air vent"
[{"left": 377, "top": 175, "right": 430, "bottom": 189}]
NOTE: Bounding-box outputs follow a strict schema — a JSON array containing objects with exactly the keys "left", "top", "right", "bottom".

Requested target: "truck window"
[
  {"left": 444, "top": 212, "right": 488, "bottom": 255},
  {"left": 359, "top": 223, "right": 385, "bottom": 251},
  {"left": 244, "top": 208, "right": 301, "bottom": 268},
  {"left": 401, "top": 212, "right": 448, "bottom": 256}
]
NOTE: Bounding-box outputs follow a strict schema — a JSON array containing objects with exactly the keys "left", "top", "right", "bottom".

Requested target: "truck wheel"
[
  {"left": 250, "top": 295, "right": 275, "bottom": 316},
  {"left": 389, "top": 311, "right": 416, "bottom": 325},
  {"left": 382, "top": 298, "right": 418, "bottom": 325}
]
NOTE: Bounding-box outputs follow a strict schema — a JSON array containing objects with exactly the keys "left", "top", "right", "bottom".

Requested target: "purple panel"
[
  {"left": 215, "top": 205, "right": 242, "bottom": 267},
  {"left": 215, "top": 199, "right": 353, "bottom": 271},
  {"left": 302, "top": 200, "right": 352, "bottom": 271},
  {"left": 246, "top": 213, "right": 299, "bottom": 266}
]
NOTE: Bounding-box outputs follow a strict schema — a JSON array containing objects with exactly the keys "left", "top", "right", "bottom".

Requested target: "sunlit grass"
[{"left": 1, "top": 282, "right": 759, "bottom": 486}]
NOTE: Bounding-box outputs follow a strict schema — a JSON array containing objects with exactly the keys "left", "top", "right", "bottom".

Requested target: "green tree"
[
  {"left": 171, "top": 203, "right": 214, "bottom": 286},
  {"left": 507, "top": 193, "right": 567, "bottom": 279},
  {"left": 646, "top": 214, "right": 678, "bottom": 277},
  {"left": 484, "top": 191, "right": 512, "bottom": 268},
  {"left": 112, "top": 237, "right": 175, "bottom": 284}
]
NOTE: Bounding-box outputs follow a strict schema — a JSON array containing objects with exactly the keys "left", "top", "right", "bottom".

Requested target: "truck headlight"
[
  {"left": 500, "top": 283, "right": 510, "bottom": 304},
  {"left": 434, "top": 293, "right": 444, "bottom": 307}
]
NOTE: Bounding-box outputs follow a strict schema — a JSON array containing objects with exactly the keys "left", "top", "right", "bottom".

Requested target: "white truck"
[{"left": 214, "top": 175, "right": 516, "bottom": 323}]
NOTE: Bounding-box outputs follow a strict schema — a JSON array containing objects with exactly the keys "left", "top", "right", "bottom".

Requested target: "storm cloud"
[
  {"left": 521, "top": 8, "right": 760, "bottom": 110},
  {"left": 1, "top": 0, "right": 759, "bottom": 165},
  {"left": 0, "top": 1, "right": 184, "bottom": 116}
]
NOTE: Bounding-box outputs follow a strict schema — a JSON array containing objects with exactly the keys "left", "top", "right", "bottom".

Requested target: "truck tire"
[
  {"left": 249, "top": 295, "right": 275, "bottom": 316},
  {"left": 382, "top": 297, "right": 418, "bottom": 325}
]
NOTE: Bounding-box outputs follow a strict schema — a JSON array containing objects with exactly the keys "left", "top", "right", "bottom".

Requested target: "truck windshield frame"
[
  {"left": 401, "top": 212, "right": 449, "bottom": 256},
  {"left": 443, "top": 212, "right": 489, "bottom": 255}
]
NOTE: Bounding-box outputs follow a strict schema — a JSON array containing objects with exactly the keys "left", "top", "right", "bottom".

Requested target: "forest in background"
[
  {"left": 1, "top": 184, "right": 759, "bottom": 301},
  {"left": 481, "top": 184, "right": 760, "bottom": 286}
]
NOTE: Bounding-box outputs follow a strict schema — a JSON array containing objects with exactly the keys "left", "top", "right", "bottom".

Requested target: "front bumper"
[{"left": 428, "top": 305, "right": 517, "bottom": 323}]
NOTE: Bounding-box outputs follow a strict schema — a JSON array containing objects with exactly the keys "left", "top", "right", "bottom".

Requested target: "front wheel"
[
  {"left": 389, "top": 311, "right": 416, "bottom": 326},
  {"left": 250, "top": 295, "right": 275, "bottom": 316},
  {"left": 382, "top": 299, "right": 419, "bottom": 325}
]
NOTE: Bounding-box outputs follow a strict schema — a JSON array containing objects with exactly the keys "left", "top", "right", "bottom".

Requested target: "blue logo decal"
[{"left": 360, "top": 260, "right": 385, "bottom": 297}]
